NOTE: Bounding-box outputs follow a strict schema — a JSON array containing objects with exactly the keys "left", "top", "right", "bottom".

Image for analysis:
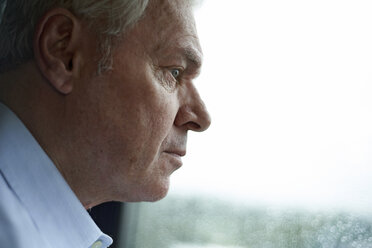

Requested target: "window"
[{"left": 118, "top": 1, "right": 372, "bottom": 247}]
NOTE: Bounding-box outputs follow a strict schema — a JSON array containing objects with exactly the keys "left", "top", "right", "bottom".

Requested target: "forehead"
[{"left": 134, "top": 0, "right": 202, "bottom": 65}]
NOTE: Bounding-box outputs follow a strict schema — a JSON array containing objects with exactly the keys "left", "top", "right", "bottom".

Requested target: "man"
[{"left": 0, "top": 0, "right": 211, "bottom": 247}]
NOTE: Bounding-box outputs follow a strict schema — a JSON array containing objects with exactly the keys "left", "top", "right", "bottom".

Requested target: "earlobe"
[{"left": 33, "top": 8, "right": 80, "bottom": 95}]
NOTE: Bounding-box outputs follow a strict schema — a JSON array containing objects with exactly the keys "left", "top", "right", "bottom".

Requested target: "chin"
[
  {"left": 143, "top": 179, "right": 170, "bottom": 202},
  {"left": 120, "top": 177, "right": 171, "bottom": 202}
]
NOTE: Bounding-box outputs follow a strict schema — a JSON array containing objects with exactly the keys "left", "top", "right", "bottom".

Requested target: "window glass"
[{"left": 119, "top": 0, "right": 372, "bottom": 247}]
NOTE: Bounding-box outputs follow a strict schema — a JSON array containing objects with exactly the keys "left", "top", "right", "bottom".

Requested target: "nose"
[{"left": 174, "top": 83, "right": 211, "bottom": 132}]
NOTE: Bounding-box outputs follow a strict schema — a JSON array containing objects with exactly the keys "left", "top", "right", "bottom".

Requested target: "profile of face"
[{"left": 71, "top": 0, "right": 211, "bottom": 202}]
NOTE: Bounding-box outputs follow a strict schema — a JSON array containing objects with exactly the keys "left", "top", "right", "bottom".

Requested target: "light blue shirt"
[{"left": 0, "top": 103, "right": 113, "bottom": 248}]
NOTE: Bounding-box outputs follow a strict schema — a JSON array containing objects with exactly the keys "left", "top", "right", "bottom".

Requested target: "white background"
[{"left": 170, "top": 0, "right": 372, "bottom": 214}]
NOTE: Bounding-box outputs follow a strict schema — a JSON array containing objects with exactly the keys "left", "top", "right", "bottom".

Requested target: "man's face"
[{"left": 72, "top": 0, "right": 211, "bottom": 202}]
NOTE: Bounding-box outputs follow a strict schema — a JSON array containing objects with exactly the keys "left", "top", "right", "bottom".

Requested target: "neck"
[{"left": 0, "top": 61, "right": 109, "bottom": 209}]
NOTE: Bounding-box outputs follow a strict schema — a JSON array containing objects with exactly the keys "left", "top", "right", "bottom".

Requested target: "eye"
[{"left": 170, "top": 69, "right": 180, "bottom": 79}]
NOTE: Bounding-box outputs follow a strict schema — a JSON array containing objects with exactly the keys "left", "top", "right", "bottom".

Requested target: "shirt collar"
[{"left": 0, "top": 103, "right": 113, "bottom": 248}]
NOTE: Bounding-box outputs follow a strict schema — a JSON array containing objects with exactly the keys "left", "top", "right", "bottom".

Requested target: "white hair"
[{"left": 0, "top": 0, "right": 149, "bottom": 73}]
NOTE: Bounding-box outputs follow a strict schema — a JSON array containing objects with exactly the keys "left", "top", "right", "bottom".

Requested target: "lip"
[
  {"left": 164, "top": 151, "right": 185, "bottom": 168},
  {"left": 165, "top": 150, "right": 186, "bottom": 157}
]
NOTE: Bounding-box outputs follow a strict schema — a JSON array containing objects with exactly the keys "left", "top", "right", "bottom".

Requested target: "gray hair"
[{"left": 0, "top": 0, "right": 149, "bottom": 74}]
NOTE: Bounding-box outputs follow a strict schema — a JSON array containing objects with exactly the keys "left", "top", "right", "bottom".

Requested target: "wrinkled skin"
[
  {"left": 65, "top": 0, "right": 211, "bottom": 205},
  {"left": 0, "top": 0, "right": 211, "bottom": 208}
]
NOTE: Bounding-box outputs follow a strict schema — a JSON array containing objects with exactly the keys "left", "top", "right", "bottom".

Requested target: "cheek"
[
  {"left": 141, "top": 95, "right": 179, "bottom": 157},
  {"left": 111, "top": 88, "right": 179, "bottom": 169},
  {"left": 82, "top": 62, "right": 180, "bottom": 173}
]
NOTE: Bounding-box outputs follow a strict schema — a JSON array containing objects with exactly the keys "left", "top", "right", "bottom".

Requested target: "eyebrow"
[
  {"left": 153, "top": 40, "right": 203, "bottom": 69},
  {"left": 182, "top": 46, "right": 203, "bottom": 69}
]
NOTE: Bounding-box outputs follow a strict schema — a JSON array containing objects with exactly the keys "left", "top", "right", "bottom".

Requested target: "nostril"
[{"left": 187, "top": 122, "right": 201, "bottom": 131}]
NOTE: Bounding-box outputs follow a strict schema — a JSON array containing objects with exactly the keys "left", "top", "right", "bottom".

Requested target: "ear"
[{"left": 33, "top": 8, "right": 82, "bottom": 94}]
